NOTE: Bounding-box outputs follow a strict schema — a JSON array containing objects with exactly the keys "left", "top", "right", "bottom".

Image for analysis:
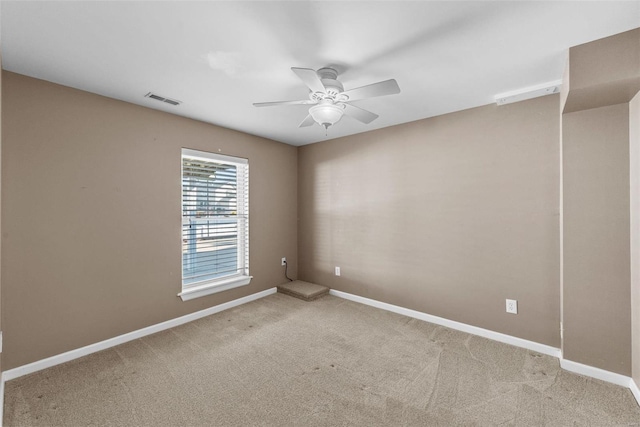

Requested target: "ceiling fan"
[{"left": 253, "top": 67, "right": 401, "bottom": 130}]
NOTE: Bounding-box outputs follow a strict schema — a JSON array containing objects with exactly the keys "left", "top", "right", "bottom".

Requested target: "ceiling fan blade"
[
  {"left": 341, "top": 79, "right": 400, "bottom": 102},
  {"left": 291, "top": 67, "right": 326, "bottom": 94},
  {"left": 343, "top": 104, "right": 379, "bottom": 124},
  {"left": 298, "top": 114, "right": 316, "bottom": 128},
  {"left": 253, "top": 100, "right": 316, "bottom": 107}
]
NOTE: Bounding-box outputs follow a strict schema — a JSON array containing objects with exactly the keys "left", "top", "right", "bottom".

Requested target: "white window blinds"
[{"left": 181, "top": 149, "right": 249, "bottom": 289}]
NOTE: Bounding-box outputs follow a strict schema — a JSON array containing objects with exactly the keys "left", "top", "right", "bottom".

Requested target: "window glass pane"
[{"left": 181, "top": 150, "right": 248, "bottom": 288}]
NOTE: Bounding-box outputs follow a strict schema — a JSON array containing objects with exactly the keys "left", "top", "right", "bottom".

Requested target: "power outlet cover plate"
[{"left": 506, "top": 299, "right": 518, "bottom": 314}]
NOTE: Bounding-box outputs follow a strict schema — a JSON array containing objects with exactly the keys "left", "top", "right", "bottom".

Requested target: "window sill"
[{"left": 178, "top": 275, "right": 253, "bottom": 301}]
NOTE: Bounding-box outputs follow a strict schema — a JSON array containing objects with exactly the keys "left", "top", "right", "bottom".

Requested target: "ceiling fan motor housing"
[
  {"left": 253, "top": 66, "right": 400, "bottom": 129},
  {"left": 317, "top": 67, "right": 344, "bottom": 99}
]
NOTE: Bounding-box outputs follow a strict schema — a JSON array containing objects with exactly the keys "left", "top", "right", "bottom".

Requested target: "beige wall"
[
  {"left": 2, "top": 26, "right": 638, "bottom": 381},
  {"left": 298, "top": 95, "right": 561, "bottom": 347},
  {"left": 632, "top": 91, "right": 640, "bottom": 385},
  {"left": 1, "top": 72, "right": 298, "bottom": 370},
  {"left": 560, "top": 27, "right": 639, "bottom": 377},
  {"left": 564, "top": 28, "right": 640, "bottom": 114},
  {"left": 562, "top": 103, "right": 631, "bottom": 375},
  {"left": 559, "top": 56, "right": 569, "bottom": 356},
  {"left": 0, "top": 35, "right": 3, "bottom": 375}
]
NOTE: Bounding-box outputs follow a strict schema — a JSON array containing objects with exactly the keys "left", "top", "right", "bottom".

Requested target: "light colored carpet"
[{"left": 4, "top": 293, "right": 640, "bottom": 426}]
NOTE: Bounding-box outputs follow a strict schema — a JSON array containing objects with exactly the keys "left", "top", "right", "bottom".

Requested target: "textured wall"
[
  {"left": 560, "top": 27, "right": 639, "bottom": 377},
  {"left": 564, "top": 28, "right": 640, "bottom": 113},
  {"left": 298, "top": 95, "right": 561, "bottom": 347},
  {"left": 563, "top": 103, "right": 631, "bottom": 375},
  {"left": 631, "top": 92, "right": 640, "bottom": 385},
  {"left": 0, "top": 41, "right": 3, "bottom": 375},
  {"left": 1, "top": 72, "right": 298, "bottom": 369}
]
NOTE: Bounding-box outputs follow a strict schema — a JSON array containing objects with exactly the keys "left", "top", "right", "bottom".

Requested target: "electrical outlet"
[
  {"left": 506, "top": 299, "right": 518, "bottom": 314},
  {"left": 335, "top": 266, "right": 341, "bottom": 276},
  {"left": 281, "top": 257, "right": 286, "bottom": 266}
]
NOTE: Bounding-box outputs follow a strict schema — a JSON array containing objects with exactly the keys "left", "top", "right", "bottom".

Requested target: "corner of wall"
[
  {"left": 560, "top": 52, "right": 570, "bottom": 114},
  {"left": 1, "top": 25, "right": 5, "bottom": 424},
  {"left": 1, "top": 29, "right": 4, "bottom": 378},
  {"left": 564, "top": 27, "right": 640, "bottom": 113},
  {"left": 630, "top": 90, "right": 640, "bottom": 388},
  {"left": 561, "top": 27, "right": 639, "bottom": 377}
]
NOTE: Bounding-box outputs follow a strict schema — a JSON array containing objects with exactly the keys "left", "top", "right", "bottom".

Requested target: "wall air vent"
[{"left": 145, "top": 92, "right": 182, "bottom": 106}]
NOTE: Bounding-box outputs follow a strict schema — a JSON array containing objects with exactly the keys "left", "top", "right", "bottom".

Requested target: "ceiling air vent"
[{"left": 145, "top": 92, "right": 182, "bottom": 106}]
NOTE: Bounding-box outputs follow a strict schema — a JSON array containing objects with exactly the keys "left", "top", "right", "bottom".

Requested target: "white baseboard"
[
  {"left": 1, "top": 286, "right": 638, "bottom": 423},
  {"left": 329, "top": 289, "right": 561, "bottom": 358},
  {"left": 0, "top": 370, "right": 4, "bottom": 427},
  {"left": 2, "top": 287, "right": 277, "bottom": 383},
  {"left": 630, "top": 378, "right": 640, "bottom": 407},
  {"left": 559, "top": 358, "right": 632, "bottom": 388},
  {"left": 329, "top": 289, "right": 640, "bottom": 404}
]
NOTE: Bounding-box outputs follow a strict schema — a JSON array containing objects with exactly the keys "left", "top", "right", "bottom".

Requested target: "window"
[{"left": 179, "top": 149, "right": 250, "bottom": 301}]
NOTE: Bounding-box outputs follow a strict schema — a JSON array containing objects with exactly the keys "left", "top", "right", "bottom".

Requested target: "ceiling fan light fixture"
[
  {"left": 254, "top": 67, "right": 401, "bottom": 131},
  {"left": 309, "top": 101, "right": 345, "bottom": 129}
]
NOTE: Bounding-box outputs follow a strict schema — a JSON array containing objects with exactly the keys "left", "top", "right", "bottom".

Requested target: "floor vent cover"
[{"left": 277, "top": 280, "right": 330, "bottom": 301}]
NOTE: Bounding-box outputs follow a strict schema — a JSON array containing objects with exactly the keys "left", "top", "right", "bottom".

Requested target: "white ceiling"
[{"left": 2, "top": 1, "right": 639, "bottom": 146}]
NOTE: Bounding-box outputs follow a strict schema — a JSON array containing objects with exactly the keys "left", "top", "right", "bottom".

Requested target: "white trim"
[
  {"left": 560, "top": 358, "right": 632, "bottom": 388},
  {"left": 181, "top": 148, "right": 247, "bottom": 165},
  {"left": 178, "top": 275, "right": 252, "bottom": 301},
  {"left": 630, "top": 378, "right": 640, "bottom": 407},
  {"left": 329, "top": 289, "right": 561, "bottom": 358},
  {"left": 2, "top": 287, "right": 276, "bottom": 382},
  {"left": 0, "top": 371, "right": 4, "bottom": 427},
  {"left": 2, "top": 286, "right": 637, "bottom": 418},
  {"left": 329, "top": 289, "right": 640, "bottom": 397}
]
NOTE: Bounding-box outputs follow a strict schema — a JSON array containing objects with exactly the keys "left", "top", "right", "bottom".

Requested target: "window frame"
[{"left": 178, "top": 148, "right": 251, "bottom": 301}]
